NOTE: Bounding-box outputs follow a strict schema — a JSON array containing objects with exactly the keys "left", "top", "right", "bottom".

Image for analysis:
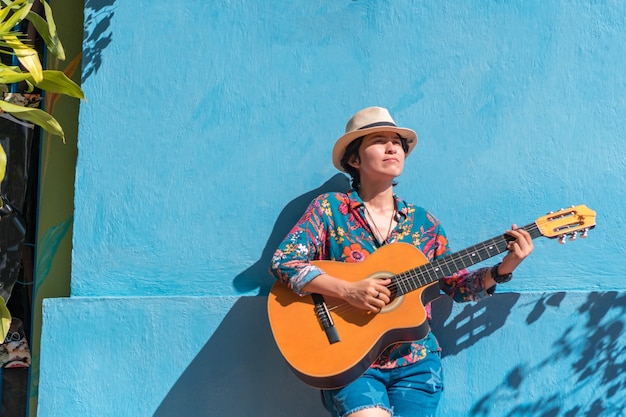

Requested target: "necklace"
[{"left": 363, "top": 203, "right": 396, "bottom": 245}]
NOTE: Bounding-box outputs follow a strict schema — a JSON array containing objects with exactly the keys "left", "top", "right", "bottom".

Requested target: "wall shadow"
[
  {"left": 83, "top": 0, "right": 116, "bottom": 82},
  {"left": 469, "top": 291, "right": 626, "bottom": 417},
  {"left": 153, "top": 294, "right": 626, "bottom": 416},
  {"left": 233, "top": 174, "right": 350, "bottom": 295},
  {"left": 430, "top": 292, "right": 522, "bottom": 359},
  {"left": 181, "top": 176, "right": 626, "bottom": 416},
  {"left": 153, "top": 296, "right": 326, "bottom": 417},
  {"left": 152, "top": 293, "right": 523, "bottom": 416}
]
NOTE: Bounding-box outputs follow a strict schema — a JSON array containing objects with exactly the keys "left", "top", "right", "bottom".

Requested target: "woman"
[{"left": 270, "top": 106, "right": 533, "bottom": 417}]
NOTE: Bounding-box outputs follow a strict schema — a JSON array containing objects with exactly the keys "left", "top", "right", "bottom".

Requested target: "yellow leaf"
[
  {"left": 0, "top": 143, "right": 6, "bottom": 184},
  {"left": 0, "top": 297, "right": 10, "bottom": 341},
  {"left": 4, "top": 35, "right": 43, "bottom": 83},
  {"left": 0, "top": 100, "right": 64, "bottom": 140}
]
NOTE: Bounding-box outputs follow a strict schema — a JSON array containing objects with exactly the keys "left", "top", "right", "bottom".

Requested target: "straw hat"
[{"left": 332, "top": 106, "right": 418, "bottom": 172}]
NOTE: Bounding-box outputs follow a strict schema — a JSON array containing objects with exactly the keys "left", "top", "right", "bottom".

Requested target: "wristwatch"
[{"left": 491, "top": 262, "right": 513, "bottom": 284}]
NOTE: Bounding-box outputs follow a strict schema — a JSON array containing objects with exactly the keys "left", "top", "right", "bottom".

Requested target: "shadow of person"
[
  {"left": 233, "top": 173, "right": 350, "bottom": 295},
  {"left": 153, "top": 296, "right": 327, "bottom": 417}
]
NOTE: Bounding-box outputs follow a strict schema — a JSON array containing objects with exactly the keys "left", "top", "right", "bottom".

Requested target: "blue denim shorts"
[{"left": 321, "top": 351, "right": 444, "bottom": 417}]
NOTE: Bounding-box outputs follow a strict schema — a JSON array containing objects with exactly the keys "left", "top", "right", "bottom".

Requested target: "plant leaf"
[
  {"left": 0, "top": 65, "right": 32, "bottom": 83},
  {"left": 0, "top": 297, "right": 10, "bottom": 341},
  {"left": 47, "top": 52, "right": 84, "bottom": 110},
  {"left": 0, "top": 4, "right": 14, "bottom": 25},
  {"left": 0, "top": 99, "right": 64, "bottom": 139},
  {"left": 0, "top": 0, "right": 33, "bottom": 33},
  {"left": 4, "top": 35, "right": 43, "bottom": 82},
  {"left": 36, "top": 70, "right": 84, "bottom": 99},
  {"left": 26, "top": 3, "right": 65, "bottom": 60},
  {"left": 0, "top": 67, "right": 84, "bottom": 98},
  {"left": 41, "top": 0, "right": 63, "bottom": 60},
  {"left": 0, "top": 142, "right": 6, "bottom": 183}
]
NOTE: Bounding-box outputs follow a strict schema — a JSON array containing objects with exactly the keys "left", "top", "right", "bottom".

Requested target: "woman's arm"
[
  {"left": 440, "top": 224, "right": 534, "bottom": 301},
  {"left": 269, "top": 195, "right": 388, "bottom": 312}
]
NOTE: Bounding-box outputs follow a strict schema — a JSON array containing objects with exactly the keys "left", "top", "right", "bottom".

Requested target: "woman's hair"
[
  {"left": 340, "top": 135, "right": 409, "bottom": 190},
  {"left": 340, "top": 137, "right": 364, "bottom": 190}
]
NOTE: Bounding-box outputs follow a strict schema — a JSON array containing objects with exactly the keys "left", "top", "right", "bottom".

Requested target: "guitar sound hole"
[{"left": 368, "top": 272, "right": 403, "bottom": 313}]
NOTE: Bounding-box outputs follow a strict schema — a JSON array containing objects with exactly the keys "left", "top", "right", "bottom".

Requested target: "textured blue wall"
[{"left": 37, "top": 1, "right": 625, "bottom": 416}]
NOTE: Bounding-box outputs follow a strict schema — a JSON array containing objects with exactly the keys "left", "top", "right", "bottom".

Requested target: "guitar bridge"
[{"left": 312, "top": 294, "right": 340, "bottom": 344}]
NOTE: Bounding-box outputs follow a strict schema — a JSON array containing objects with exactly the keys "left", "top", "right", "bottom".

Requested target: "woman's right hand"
[
  {"left": 343, "top": 278, "right": 391, "bottom": 313},
  {"left": 302, "top": 274, "right": 391, "bottom": 313}
]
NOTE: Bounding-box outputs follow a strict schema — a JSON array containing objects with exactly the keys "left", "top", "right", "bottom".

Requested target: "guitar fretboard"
[{"left": 392, "top": 223, "right": 542, "bottom": 295}]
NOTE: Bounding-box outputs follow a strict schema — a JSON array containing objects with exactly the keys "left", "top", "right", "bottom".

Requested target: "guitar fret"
[
  {"left": 393, "top": 223, "right": 542, "bottom": 291},
  {"left": 423, "top": 267, "right": 433, "bottom": 285},
  {"left": 411, "top": 269, "right": 423, "bottom": 291},
  {"left": 397, "top": 272, "right": 409, "bottom": 294},
  {"left": 425, "top": 264, "right": 439, "bottom": 286},
  {"left": 458, "top": 252, "right": 469, "bottom": 269}
]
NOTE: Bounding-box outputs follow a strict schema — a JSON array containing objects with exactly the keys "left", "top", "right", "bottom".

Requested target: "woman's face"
[{"left": 354, "top": 131, "right": 406, "bottom": 180}]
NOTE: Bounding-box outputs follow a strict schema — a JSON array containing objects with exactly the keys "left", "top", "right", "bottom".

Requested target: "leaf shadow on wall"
[
  {"left": 429, "top": 292, "right": 522, "bottom": 359},
  {"left": 469, "top": 291, "right": 626, "bottom": 417},
  {"left": 232, "top": 174, "right": 350, "bottom": 294},
  {"left": 83, "top": 0, "right": 116, "bottom": 82},
  {"left": 152, "top": 296, "right": 327, "bottom": 417}
]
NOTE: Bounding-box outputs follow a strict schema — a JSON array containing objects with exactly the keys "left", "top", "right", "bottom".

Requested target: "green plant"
[
  {"left": 0, "top": 0, "right": 84, "bottom": 141},
  {"left": 0, "top": 0, "right": 84, "bottom": 339}
]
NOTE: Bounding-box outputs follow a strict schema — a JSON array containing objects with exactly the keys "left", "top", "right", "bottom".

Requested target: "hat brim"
[{"left": 332, "top": 126, "right": 418, "bottom": 172}]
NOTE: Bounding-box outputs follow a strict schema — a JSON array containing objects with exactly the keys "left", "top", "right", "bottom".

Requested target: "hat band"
[{"left": 357, "top": 121, "right": 397, "bottom": 130}]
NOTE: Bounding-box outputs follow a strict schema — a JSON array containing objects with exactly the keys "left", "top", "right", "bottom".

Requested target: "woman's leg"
[
  {"left": 347, "top": 408, "right": 391, "bottom": 417},
  {"left": 321, "top": 368, "right": 393, "bottom": 417},
  {"left": 387, "top": 352, "right": 444, "bottom": 417}
]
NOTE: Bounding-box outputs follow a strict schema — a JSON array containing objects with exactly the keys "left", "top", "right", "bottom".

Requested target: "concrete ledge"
[{"left": 37, "top": 293, "right": 626, "bottom": 416}]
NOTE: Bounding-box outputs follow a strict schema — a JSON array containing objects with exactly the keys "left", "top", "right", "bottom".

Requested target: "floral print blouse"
[{"left": 270, "top": 190, "right": 491, "bottom": 369}]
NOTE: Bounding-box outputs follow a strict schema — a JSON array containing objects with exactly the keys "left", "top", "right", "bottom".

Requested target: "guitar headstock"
[{"left": 535, "top": 205, "right": 596, "bottom": 244}]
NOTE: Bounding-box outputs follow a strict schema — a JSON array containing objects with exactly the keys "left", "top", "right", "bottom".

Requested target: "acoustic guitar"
[{"left": 267, "top": 205, "right": 596, "bottom": 389}]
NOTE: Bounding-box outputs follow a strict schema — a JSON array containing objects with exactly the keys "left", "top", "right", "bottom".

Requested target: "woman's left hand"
[{"left": 499, "top": 224, "right": 534, "bottom": 274}]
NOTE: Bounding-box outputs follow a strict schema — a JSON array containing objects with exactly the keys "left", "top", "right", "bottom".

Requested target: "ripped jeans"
[{"left": 321, "top": 351, "right": 444, "bottom": 417}]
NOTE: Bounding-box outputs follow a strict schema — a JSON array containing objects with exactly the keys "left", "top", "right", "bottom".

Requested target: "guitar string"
[
  {"left": 389, "top": 225, "right": 533, "bottom": 292},
  {"left": 325, "top": 235, "right": 508, "bottom": 316},
  {"left": 325, "top": 217, "right": 593, "bottom": 316},
  {"left": 325, "top": 234, "right": 511, "bottom": 316},
  {"left": 326, "top": 223, "right": 542, "bottom": 316}
]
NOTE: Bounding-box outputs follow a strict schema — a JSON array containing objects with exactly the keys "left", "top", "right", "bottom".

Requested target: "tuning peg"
[
  {"left": 558, "top": 235, "right": 567, "bottom": 244},
  {"left": 580, "top": 228, "right": 589, "bottom": 238},
  {"left": 569, "top": 232, "right": 577, "bottom": 241}
]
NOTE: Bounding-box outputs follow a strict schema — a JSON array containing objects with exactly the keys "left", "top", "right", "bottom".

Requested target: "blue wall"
[{"left": 37, "top": 1, "right": 626, "bottom": 416}]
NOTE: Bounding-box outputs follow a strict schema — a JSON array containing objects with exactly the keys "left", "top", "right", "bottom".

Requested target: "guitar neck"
[{"left": 395, "top": 223, "right": 542, "bottom": 294}]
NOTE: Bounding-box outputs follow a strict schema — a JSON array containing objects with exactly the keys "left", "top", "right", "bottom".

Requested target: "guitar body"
[{"left": 267, "top": 242, "right": 440, "bottom": 389}]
